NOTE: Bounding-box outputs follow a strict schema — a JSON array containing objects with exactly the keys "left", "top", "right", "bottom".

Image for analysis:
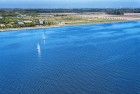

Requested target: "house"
[
  {"left": 17, "top": 22, "right": 24, "bottom": 25},
  {"left": 0, "top": 16, "right": 3, "bottom": 19},
  {"left": 10, "top": 22, "right": 15, "bottom": 24},
  {"left": 35, "top": 20, "right": 45, "bottom": 25},
  {"left": 59, "top": 22, "right": 65, "bottom": 25},
  {"left": 0, "top": 24, "right": 6, "bottom": 27},
  {"left": 23, "top": 20, "right": 33, "bottom": 23},
  {"left": 17, "top": 14, "right": 26, "bottom": 18},
  {"left": 39, "top": 20, "right": 45, "bottom": 25},
  {"left": 7, "top": 24, "right": 13, "bottom": 27}
]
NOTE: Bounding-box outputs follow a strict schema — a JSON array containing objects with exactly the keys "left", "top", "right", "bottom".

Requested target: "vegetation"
[{"left": 0, "top": 8, "right": 140, "bottom": 30}]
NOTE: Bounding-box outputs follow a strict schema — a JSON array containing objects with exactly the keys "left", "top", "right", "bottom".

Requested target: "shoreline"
[{"left": 0, "top": 20, "right": 134, "bottom": 32}]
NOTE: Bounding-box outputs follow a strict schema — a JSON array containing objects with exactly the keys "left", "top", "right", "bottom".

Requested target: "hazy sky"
[{"left": 0, "top": 0, "right": 139, "bottom": 8}]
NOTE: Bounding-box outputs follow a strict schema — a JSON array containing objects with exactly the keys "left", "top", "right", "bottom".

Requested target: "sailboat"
[
  {"left": 42, "top": 32, "right": 46, "bottom": 40},
  {"left": 37, "top": 43, "right": 41, "bottom": 57},
  {"left": 37, "top": 43, "right": 40, "bottom": 50}
]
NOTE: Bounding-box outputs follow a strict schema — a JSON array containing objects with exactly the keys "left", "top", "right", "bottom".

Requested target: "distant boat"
[
  {"left": 37, "top": 43, "right": 41, "bottom": 57},
  {"left": 37, "top": 43, "right": 40, "bottom": 50},
  {"left": 42, "top": 32, "right": 46, "bottom": 40}
]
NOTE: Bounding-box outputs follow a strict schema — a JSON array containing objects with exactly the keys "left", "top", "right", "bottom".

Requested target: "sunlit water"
[{"left": 0, "top": 22, "right": 140, "bottom": 94}]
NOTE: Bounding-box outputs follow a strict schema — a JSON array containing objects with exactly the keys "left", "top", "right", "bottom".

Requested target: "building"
[
  {"left": 39, "top": 20, "right": 45, "bottom": 25},
  {"left": 17, "top": 22, "right": 24, "bottom": 25},
  {"left": 35, "top": 20, "right": 45, "bottom": 25},
  {"left": 7, "top": 24, "right": 13, "bottom": 28},
  {"left": 0, "top": 24, "right": 6, "bottom": 28},
  {"left": 0, "top": 16, "right": 3, "bottom": 19},
  {"left": 58, "top": 22, "right": 65, "bottom": 25},
  {"left": 17, "top": 14, "right": 27, "bottom": 18},
  {"left": 23, "top": 20, "right": 33, "bottom": 23}
]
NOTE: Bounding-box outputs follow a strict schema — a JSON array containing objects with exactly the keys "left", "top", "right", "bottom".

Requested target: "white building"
[
  {"left": 0, "top": 24, "right": 6, "bottom": 27},
  {"left": 17, "top": 22, "right": 24, "bottom": 25},
  {"left": 23, "top": 20, "right": 33, "bottom": 23},
  {"left": 39, "top": 20, "right": 44, "bottom": 25}
]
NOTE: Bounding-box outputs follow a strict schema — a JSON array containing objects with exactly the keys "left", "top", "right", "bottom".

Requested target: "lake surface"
[{"left": 0, "top": 22, "right": 140, "bottom": 94}]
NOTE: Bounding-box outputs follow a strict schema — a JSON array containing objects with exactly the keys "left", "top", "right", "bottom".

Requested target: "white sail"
[
  {"left": 42, "top": 32, "right": 46, "bottom": 40},
  {"left": 37, "top": 43, "right": 41, "bottom": 57}
]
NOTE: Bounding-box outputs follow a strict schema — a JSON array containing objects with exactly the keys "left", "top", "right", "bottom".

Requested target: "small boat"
[
  {"left": 37, "top": 43, "right": 41, "bottom": 57},
  {"left": 42, "top": 32, "right": 46, "bottom": 40},
  {"left": 37, "top": 43, "right": 41, "bottom": 50}
]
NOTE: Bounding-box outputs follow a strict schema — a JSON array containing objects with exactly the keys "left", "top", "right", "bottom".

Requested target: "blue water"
[{"left": 0, "top": 22, "right": 140, "bottom": 94}]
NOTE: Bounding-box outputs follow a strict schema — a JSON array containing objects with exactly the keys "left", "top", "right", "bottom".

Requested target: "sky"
[{"left": 0, "top": 0, "right": 140, "bottom": 8}]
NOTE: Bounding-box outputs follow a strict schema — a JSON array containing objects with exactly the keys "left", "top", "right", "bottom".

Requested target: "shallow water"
[{"left": 0, "top": 22, "right": 140, "bottom": 94}]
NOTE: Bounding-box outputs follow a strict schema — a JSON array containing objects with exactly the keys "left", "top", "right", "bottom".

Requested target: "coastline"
[{"left": 0, "top": 20, "right": 131, "bottom": 32}]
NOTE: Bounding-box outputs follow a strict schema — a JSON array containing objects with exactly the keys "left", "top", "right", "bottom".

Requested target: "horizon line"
[{"left": 0, "top": 8, "right": 140, "bottom": 9}]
